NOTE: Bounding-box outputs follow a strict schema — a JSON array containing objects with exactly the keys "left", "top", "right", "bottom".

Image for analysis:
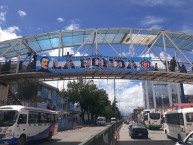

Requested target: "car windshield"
[
  {"left": 97, "top": 118, "right": 105, "bottom": 121},
  {"left": 0, "top": 110, "right": 18, "bottom": 127},
  {"left": 149, "top": 113, "right": 160, "bottom": 120}
]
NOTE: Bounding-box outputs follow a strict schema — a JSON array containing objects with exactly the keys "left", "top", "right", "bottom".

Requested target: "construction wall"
[{"left": 0, "top": 82, "right": 8, "bottom": 105}]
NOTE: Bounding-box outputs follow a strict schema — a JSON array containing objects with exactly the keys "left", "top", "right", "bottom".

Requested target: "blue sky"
[{"left": 1, "top": 0, "right": 193, "bottom": 115}]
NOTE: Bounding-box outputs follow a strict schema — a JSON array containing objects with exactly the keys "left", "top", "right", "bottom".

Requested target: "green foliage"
[{"left": 63, "top": 79, "right": 121, "bottom": 120}]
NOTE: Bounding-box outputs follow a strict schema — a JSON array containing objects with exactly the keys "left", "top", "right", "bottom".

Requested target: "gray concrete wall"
[{"left": 0, "top": 82, "right": 8, "bottom": 105}]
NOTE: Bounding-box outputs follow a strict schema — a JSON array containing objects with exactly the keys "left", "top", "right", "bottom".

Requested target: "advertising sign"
[{"left": 36, "top": 55, "right": 152, "bottom": 73}]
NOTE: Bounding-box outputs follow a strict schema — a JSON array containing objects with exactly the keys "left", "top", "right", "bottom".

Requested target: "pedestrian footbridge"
[{"left": 0, "top": 28, "right": 193, "bottom": 84}]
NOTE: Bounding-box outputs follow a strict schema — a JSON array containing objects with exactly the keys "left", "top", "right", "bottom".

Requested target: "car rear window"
[{"left": 132, "top": 123, "right": 146, "bottom": 129}]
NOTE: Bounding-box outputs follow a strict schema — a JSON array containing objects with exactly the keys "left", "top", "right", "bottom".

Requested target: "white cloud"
[
  {"left": 37, "top": 27, "right": 43, "bottom": 31},
  {"left": 148, "top": 24, "right": 163, "bottom": 30},
  {"left": 57, "top": 17, "right": 64, "bottom": 22},
  {"left": 94, "top": 79, "right": 144, "bottom": 116},
  {"left": 141, "top": 16, "right": 164, "bottom": 28},
  {"left": 0, "top": 6, "right": 7, "bottom": 24},
  {"left": 47, "top": 47, "right": 81, "bottom": 57},
  {"left": 18, "top": 10, "right": 27, "bottom": 17},
  {"left": 65, "top": 19, "right": 80, "bottom": 30},
  {"left": 131, "top": 0, "right": 184, "bottom": 7},
  {"left": 180, "top": 25, "right": 193, "bottom": 34},
  {"left": 0, "top": 26, "right": 21, "bottom": 42},
  {"left": 65, "top": 23, "right": 80, "bottom": 30}
]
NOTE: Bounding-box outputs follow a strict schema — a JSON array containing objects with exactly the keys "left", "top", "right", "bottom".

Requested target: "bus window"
[
  {"left": 0, "top": 110, "right": 18, "bottom": 126},
  {"left": 29, "top": 111, "right": 38, "bottom": 124},
  {"left": 40, "top": 113, "right": 47, "bottom": 123},
  {"left": 18, "top": 114, "right": 27, "bottom": 124},
  {"left": 179, "top": 113, "right": 184, "bottom": 125},
  {"left": 143, "top": 115, "right": 148, "bottom": 121}
]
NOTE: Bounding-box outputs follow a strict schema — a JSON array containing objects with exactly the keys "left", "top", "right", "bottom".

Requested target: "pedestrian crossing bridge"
[{"left": 0, "top": 28, "right": 193, "bottom": 84}]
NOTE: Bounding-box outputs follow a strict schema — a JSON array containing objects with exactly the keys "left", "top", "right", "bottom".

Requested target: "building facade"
[{"left": 142, "top": 80, "right": 185, "bottom": 110}]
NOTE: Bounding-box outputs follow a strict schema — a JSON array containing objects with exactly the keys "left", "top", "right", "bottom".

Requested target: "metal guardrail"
[{"left": 79, "top": 121, "right": 123, "bottom": 145}]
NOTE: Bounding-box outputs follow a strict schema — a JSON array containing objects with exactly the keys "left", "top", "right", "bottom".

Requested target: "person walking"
[
  {"left": 170, "top": 56, "right": 177, "bottom": 72},
  {"left": 154, "top": 63, "right": 159, "bottom": 71}
]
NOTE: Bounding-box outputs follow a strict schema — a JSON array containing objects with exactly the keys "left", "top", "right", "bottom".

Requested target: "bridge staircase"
[{"left": 7, "top": 90, "right": 23, "bottom": 105}]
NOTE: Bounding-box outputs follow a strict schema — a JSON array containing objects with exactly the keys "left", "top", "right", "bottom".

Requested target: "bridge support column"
[
  {"left": 167, "top": 83, "right": 173, "bottom": 107},
  {"left": 152, "top": 82, "right": 157, "bottom": 109},
  {"left": 0, "top": 81, "right": 9, "bottom": 106},
  {"left": 144, "top": 80, "right": 150, "bottom": 109},
  {"left": 176, "top": 83, "right": 181, "bottom": 104}
]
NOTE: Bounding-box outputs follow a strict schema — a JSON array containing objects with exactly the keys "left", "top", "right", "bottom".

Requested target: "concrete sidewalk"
[{"left": 118, "top": 123, "right": 130, "bottom": 143}]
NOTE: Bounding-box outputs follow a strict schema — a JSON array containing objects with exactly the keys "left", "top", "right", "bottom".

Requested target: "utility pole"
[{"left": 114, "top": 79, "right": 116, "bottom": 115}]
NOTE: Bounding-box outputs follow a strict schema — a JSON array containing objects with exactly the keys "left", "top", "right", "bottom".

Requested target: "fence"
[{"left": 79, "top": 120, "right": 123, "bottom": 145}]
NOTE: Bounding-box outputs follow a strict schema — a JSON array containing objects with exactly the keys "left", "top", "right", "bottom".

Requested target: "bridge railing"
[
  {"left": 0, "top": 58, "right": 36, "bottom": 74},
  {"left": 79, "top": 120, "right": 123, "bottom": 145},
  {"left": 151, "top": 59, "right": 193, "bottom": 73}
]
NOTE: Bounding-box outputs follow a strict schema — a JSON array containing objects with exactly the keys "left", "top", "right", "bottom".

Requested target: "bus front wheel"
[
  {"left": 46, "top": 131, "right": 53, "bottom": 141},
  {"left": 17, "top": 135, "right": 26, "bottom": 145}
]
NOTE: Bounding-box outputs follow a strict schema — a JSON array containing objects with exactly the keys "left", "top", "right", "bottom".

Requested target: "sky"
[{"left": 1, "top": 0, "right": 193, "bottom": 116}]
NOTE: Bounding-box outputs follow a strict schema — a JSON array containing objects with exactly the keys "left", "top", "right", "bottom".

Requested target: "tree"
[
  {"left": 63, "top": 79, "right": 96, "bottom": 122},
  {"left": 63, "top": 79, "right": 115, "bottom": 123}
]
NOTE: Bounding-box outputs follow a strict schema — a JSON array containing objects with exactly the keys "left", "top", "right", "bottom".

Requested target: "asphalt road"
[
  {"left": 118, "top": 123, "right": 176, "bottom": 145},
  {"left": 26, "top": 123, "right": 177, "bottom": 145}
]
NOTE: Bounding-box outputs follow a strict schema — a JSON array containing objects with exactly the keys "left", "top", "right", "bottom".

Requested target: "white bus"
[
  {"left": 164, "top": 108, "right": 193, "bottom": 141},
  {"left": 143, "top": 112, "right": 162, "bottom": 130},
  {"left": 0, "top": 105, "right": 58, "bottom": 145}
]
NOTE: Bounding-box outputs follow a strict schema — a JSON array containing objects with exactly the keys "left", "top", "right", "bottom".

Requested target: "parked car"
[
  {"left": 96, "top": 117, "right": 106, "bottom": 126},
  {"left": 129, "top": 123, "right": 148, "bottom": 139},
  {"left": 176, "top": 131, "right": 193, "bottom": 145}
]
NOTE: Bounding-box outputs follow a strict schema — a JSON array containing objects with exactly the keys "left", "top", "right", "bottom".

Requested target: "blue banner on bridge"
[{"left": 36, "top": 55, "right": 152, "bottom": 73}]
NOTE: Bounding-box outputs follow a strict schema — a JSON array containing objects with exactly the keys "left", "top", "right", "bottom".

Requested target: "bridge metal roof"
[{"left": 0, "top": 28, "right": 193, "bottom": 59}]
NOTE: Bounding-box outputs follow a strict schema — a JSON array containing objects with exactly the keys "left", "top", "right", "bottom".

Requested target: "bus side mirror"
[{"left": 178, "top": 140, "right": 183, "bottom": 144}]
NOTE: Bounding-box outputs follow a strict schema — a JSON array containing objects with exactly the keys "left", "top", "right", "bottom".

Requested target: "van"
[
  {"left": 111, "top": 117, "right": 116, "bottom": 124},
  {"left": 97, "top": 117, "right": 106, "bottom": 126}
]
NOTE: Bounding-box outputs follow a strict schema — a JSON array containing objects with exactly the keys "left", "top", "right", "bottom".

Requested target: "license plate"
[{"left": 138, "top": 133, "right": 142, "bottom": 136}]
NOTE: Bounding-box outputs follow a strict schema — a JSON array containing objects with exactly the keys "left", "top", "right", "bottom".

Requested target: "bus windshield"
[
  {"left": 149, "top": 113, "right": 160, "bottom": 120},
  {"left": 0, "top": 110, "right": 18, "bottom": 127}
]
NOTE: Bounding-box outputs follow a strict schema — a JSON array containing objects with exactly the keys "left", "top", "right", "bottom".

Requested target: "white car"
[{"left": 176, "top": 131, "right": 193, "bottom": 145}]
